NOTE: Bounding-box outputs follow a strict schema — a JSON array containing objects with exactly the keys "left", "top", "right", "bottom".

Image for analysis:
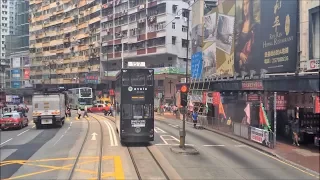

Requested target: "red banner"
[
  {"left": 212, "top": 92, "right": 221, "bottom": 105},
  {"left": 24, "top": 69, "right": 30, "bottom": 79},
  {"left": 276, "top": 94, "right": 288, "bottom": 110},
  {"left": 315, "top": 96, "right": 320, "bottom": 114}
]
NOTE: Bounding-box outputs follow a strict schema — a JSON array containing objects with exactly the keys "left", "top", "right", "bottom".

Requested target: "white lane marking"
[
  {"left": 91, "top": 132, "right": 97, "bottom": 141},
  {"left": 64, "top": 127, "right": 71, "bottom": 134},
  {"left": 32, "top": 125, "right": 35, "bottom": 128},
  {"left": 234, "top": 144, "right": 247, "bottom": 147},
  {"left": 105, "top": 120, "right": 118, "bottom": 146},
  {"left": 53, "top": 135, "right": 64, "bottom": 146},
  {"left": 17, "top": 129, "right": 30, "bottom": 136},
  {"left": 104, "top": 121, "right": 114, "bottom": 146},
  {"left": 168, "top": 124, "right": 179, "bottom": 128},
  {"left": 160, "top": 136, "right": 169, "bottom": 144},
  {"left": 155, "top": 143, "right": 194, "bottom": 146},
  {"left": 70, "top": 122, "right": 72, "bottom": 126},
  {"left": 0, "top": 138, "right": 13, "bottom": 146},
  {"left": 154, "top": 127, "right": 167, "bottom": 133},
  {"left": 203, "top": 145, "right": 225, "bottom": 147}
]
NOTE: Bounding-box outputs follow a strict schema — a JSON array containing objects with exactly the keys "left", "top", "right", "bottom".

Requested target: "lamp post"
[{"left": 175, "top": 9, "right": 190, "bottom": 148}]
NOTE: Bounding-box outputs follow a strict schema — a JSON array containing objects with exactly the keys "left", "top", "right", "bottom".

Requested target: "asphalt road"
[
  {"left": 153, "top": 118, "right": 319, "bottom": 180},
  {"left": 1, "top": 111, "right": 319, "bottom": 180}
]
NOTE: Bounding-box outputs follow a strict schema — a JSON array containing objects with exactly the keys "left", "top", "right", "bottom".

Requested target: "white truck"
[{"left": 32, "top": 93, "right": 66, "bottom": 129}]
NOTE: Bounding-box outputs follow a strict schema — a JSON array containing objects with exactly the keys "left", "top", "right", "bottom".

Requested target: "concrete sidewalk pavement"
[{"left": 155, "top": 112, "right": 320, "bottom": 174}]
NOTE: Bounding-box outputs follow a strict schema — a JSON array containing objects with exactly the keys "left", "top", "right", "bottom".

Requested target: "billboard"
[
  {"left": 191, "top": 52, "right": 203, "bottom": 79},
  {"left": 12, "top": 58, "right": 21, "bottom": 68},
  {"left": 11, "top": 69, "right": 21, "bottom": 80},
  {"left": 202, "top": 0, "right": 235, "bottom": 78},
  {"left": 24, "top": 57, "right": 30, "bottom": 67},
  {"left": 24, "top": 68, "right": 30, "bottom": 79},
  {"left": 234, "top": 0, "right": 298, "bottom": 74},
  {"left": 11, "top": 81, "right": 21, "bottom": 88}
]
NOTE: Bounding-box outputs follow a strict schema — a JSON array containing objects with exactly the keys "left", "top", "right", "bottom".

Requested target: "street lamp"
[{"left": 175, "top": 9, "right": 190, "bottom": 148}]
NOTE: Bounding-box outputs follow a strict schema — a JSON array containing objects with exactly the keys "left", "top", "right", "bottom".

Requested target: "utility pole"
[{"left": 179, "top": 9, "right": 190, "bottom": 149}]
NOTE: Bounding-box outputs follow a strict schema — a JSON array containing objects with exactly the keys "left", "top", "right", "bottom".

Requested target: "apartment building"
[
  {"left": 101, "top": 0, "right": 191, "bottom": 100},
  {"left": 29, "top": 0, "right": 191, "bottom": 99},
  {"left": 1, "top": 0, "right": 16, "bottom": 89},
  {"left": 29, "top": 0, "right": 102, "bottom": 89}
]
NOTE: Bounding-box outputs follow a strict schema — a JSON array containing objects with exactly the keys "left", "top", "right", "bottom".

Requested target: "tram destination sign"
[{"left": 131, "top": 120, "right": 146, "bottom": 127}]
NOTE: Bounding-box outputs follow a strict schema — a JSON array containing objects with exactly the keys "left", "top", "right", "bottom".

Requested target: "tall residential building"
[
  {"left": 1, "top": 0, "right": 16, "bottom": 89},
  {"left": 4, "top": 0, "right": 30, "bottom": 93},
  {"left": 29, "top": 0, "right": 191, "bottom": 101}
]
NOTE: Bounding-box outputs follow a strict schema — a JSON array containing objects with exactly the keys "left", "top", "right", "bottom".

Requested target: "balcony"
[
  {"left": 49, "top": 2, "right": 58, "bottom": 8},
  {"left": 77, "top": 33, "right": 89, "bottom": 40},
  {"left": 89, "top": 17, "right": 101, "bottom": 25},
  {"left": 35, "top": 43, "right": 42, "bottom": 48},
  {"left": 77, "top": 22, "right": 87, "bottom": 30},
  {"left": 78, "top": 45, "right": 89, "bottom": 51},
  {"left": 63, "top": 57, "right": 71, "bottom": 64},
  {"left": 64, "top": 26, "right": 77, "bottom": 33},
  {"left": 42, "top": 42, "right": 50, "bottom": 47},
  {"left": 63, "top": 17, "right": 73, "bottom": 24},
  {"left": 46, "top": 30, "right": 57, "bottom": 37},
  {"left": 49, "top": 39, "right": 64, "bottom": 46},
  {"left": 56, "top": 69, "right": 65, "bottom": 74}
]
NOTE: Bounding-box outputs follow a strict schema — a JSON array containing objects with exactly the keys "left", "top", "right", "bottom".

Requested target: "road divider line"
[
  {"left": 104, "top": 121, "right": 115, "bottom": 146},
  {"left": 70, "top": 122, "right": 72, "bottom": 126},
  {"left": 17, "top": 129, "right": 30, "bottom": 136},
  {"left": 168, "top": 124, "right": 179, "bottom": 128},
  {"left": 154, "top": 127, "right": 167, "bottom": 133},
  {"left": 53, "top": 135, "right": 64, "bottom": 146},
  {"left": 203, "top": 145, "right": 225, "bottom": 147},
  {"left": 106, "top": 120, "right": 118, "bottom": 146},
  {"left": 0, "top": 138, "right": 12, "bottom": 146},
  {"left": 32, "top": 125, "right": 35, "bottom": 128}
]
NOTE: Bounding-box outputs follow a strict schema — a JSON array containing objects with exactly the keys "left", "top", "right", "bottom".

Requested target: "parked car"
[
  {"left": 88, "top": 104, "right": 110, "bottom": 113},
  {"left": 0, "top": 112, "right": 29, "bottom": 130}
]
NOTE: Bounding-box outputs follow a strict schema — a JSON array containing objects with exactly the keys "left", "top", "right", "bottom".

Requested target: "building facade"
[
  {"left": 183, "top": 0, "right": 319, "bottom": 146},
  {"left": 299, "top": 0, "right": 319, "bottom": 71},
  {"left": 29, "top": 0, "right": 191, "bottom": 100},
  {"left": 4, "top": 0, "right": 30, "bottom": 93}
]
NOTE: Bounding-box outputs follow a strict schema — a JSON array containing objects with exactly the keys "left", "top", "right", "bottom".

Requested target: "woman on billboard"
[{"left": 235, "top": 0, "right": 261, "bottom": 73}]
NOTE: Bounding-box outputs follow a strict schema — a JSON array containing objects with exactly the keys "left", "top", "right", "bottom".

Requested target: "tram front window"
[{"left": 79, "top": 98, "right": 92, "bottom": 105}]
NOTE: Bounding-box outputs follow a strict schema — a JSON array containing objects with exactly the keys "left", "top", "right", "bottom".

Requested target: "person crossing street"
[{"left": 83, "top": 105, "right": 89, "bottom": 117}]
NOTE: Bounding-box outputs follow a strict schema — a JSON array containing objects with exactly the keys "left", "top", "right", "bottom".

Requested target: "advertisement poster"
[
  {"left": 191, "top": 24, "right": 203, "bottom": 54},
  {"left": 11, "top": 69, "right": 21, "bottom": 80},
  {"left": 250, "top": 127, "right": 270, "bottom": 147},
  {"left": 202, "top": 0, "right": 235, "bottom": 77},
  {"left": 191, "top": 52, "right": 203, "bottom": 79},
  {"left": 12, "top": 58, "right": 21, "bottom": 68},
  {"left": 234, "top": 0, "right": 298, "bottom": 74},
  {"left": 24, "top": 68, "right": 30, "bottom": 79},
  {"left": 11, "top": 81, "right": 21, "bottom": 89},
  {"left": 315, "top": 96, "right": 320, "bottom": 114},
  {"left": 24, "top": 57, "right": 30, "bottom": 67}
]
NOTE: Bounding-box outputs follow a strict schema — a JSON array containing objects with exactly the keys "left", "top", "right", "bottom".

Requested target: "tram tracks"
[
  {"left": 93, "top": 113, "right": 170, "bottom": 180},
  {"left": 68, "top": 116, "right": 104, "bottom": 180}
]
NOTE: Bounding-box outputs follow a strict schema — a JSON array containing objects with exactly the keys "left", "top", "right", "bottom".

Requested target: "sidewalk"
[{"left": 155, "top": 112, "right": 320, "bottom": 174}]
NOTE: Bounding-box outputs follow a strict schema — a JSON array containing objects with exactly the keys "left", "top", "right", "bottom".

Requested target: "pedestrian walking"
[
  {"left": 292, "top": 118, "right": 300, "bottom": 146},
  {"left": 83, "top": 105, "right": 89, "bottom": 117},
  {"left": 77, "top": 108, "right": 82, "bottom": 119},
  {"left": 192, "top": 109, "right": 198, "bottom": 128}
]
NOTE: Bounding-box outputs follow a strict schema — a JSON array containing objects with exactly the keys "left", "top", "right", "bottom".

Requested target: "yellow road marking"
[
  {"left": 0, "top": 156, "right": 112, "bottom": 164},
  {"left": 248, "top": 146, "right": 320, "bottom": 178},
  {"left": 2, "top": 156, "right": 125, "bottom": 180},
  {"left": 5, "top": 159, "right": 101, "bottom": 180},
  {"left": 114, "top": 156, "right": 125, "bottom": 180}
]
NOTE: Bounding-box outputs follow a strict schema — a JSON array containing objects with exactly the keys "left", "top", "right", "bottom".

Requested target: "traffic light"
[{"left": 180, "top": 85, "right": 188, "bottom": 107}]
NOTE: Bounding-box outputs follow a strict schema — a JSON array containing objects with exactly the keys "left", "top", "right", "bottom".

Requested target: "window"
[
  {"left": 158, "top": 80, "right": 164, "bottom": 86},
  {"left": 172, "top": 5, "right": 177, "bottom": 14},
  {"left": 172, "top": 22, "right": 175, "bottom": 29},
  {"left": 310, "top": 9, "right": 319, "bottom": 60},
  {"left": 182, "top": 39, "right": 188, "bottom": 48},
  {"left": 131, "top": 73, "right": 145, "bottom": 86},
  {"left": 133, "top": 104, "right": 143, "bottom": 118},
  {"left": 146, "top": 73, "right": 153, "bottom": 86},
  {"left": 122, "top": 71, "right": 130, "bottom": 86},
  {"left": 122, "top": 104, "right": 132, "bottom": 119},
  {"left": 182, "top": 26, "right": 188, "bottom": 32},
  {"left": 172, "top": 36, "right": 176, "bottom": 45},
  {"left": 143, "top": 104, "right": 152, "bottom": 118}
]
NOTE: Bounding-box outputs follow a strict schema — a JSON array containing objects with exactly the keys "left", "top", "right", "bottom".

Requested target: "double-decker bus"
[
  {"left": 115, "top": 67, "right": 154, "bottom": 143},
  {"left": 67, "top": 87, "right": 93, "bottom": 110}
]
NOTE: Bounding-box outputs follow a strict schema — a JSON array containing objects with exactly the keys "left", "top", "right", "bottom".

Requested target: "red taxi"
[
  {"left": 88, "top": 104, "right": 110, "bottom": 113},
  {"left": 0, "top": 112, "right": 29, "bottom": 130}
]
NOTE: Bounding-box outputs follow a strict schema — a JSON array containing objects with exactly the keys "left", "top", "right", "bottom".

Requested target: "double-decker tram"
[{"left": 115, "top": 63, "right": 154, "bottom": 143}]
